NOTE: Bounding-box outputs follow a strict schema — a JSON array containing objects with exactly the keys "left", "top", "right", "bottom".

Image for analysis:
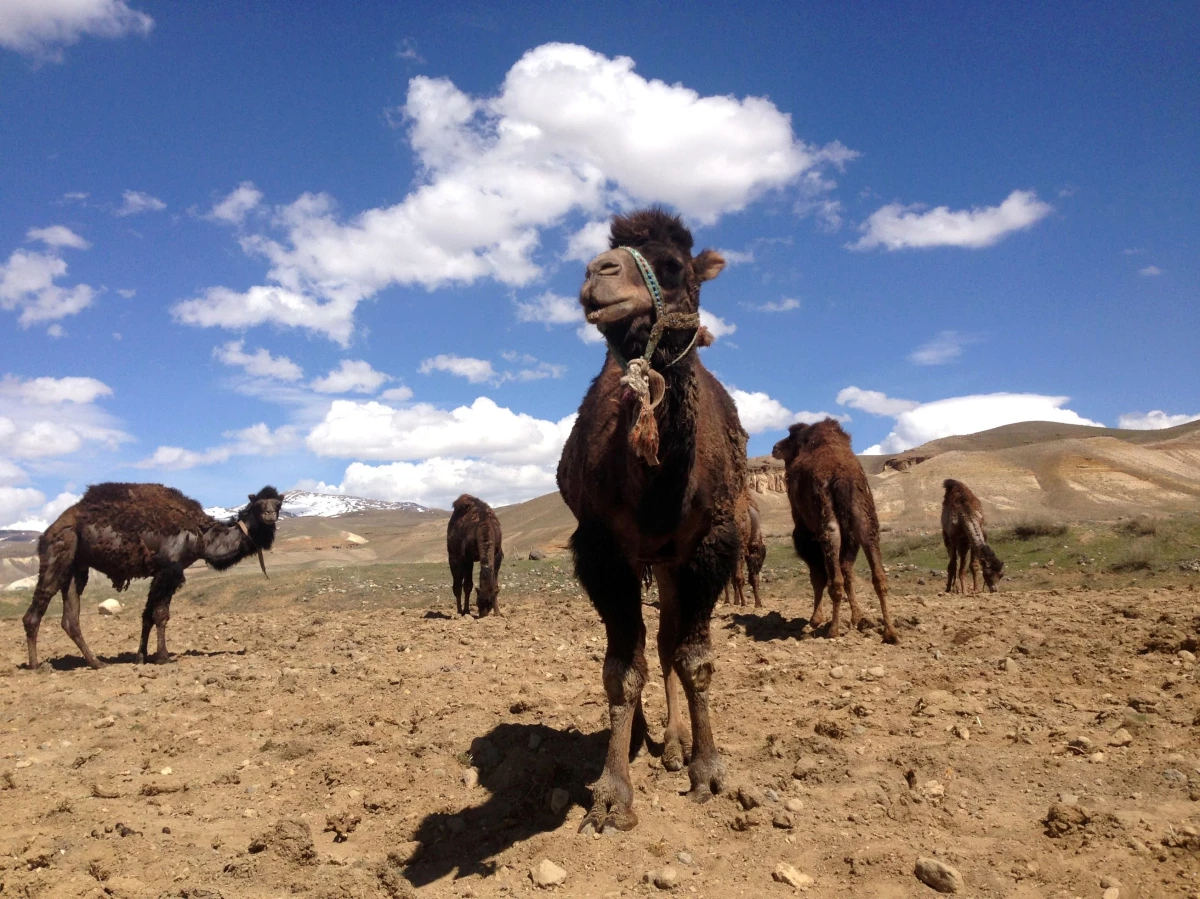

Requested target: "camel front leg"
[
  {"left": 138, "top": 563, "right": 184, "bottom": 664},
  {"left": 655, "top": 567, "right": 690, "bottom": 772},
  {"left": 23, "top": 581, "right": 57, "bottom": 670},
  {"left": 969, "top": 548, "right": 981, "bottom": 595},
  {"left": 61, "top": 570, "right": 104, "bottom": 669},
  {"left": 944, "top": 540, "right": 958, "bottom": 593}
]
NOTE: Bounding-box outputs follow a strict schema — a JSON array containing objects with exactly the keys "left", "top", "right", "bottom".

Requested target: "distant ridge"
[{"left": 204, "top": 490, "right": 429, "bottom": 520}]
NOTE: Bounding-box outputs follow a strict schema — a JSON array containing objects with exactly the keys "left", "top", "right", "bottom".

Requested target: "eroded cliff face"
[{"left": 747, "top": 461, "right": 787, "bottom": 495}]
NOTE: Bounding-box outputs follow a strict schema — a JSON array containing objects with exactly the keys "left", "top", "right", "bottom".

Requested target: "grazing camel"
[
  {"left": 23, "top": 483, "right": 281, "bottom": 669},
  {"left": 772, "top": 419, "right": 898, "bottom": 644},
  {"left": 558, "top": 208, "right": 746, "bottom": 833},
  {"left": 941, "top": 479, "right": 1004, "bottom": 593},
  {"left": 725, "top": 492, "right": 765, "bottom": 608},
  {"left": 446, "top": 494, "right": 504, "bottom": 617}
]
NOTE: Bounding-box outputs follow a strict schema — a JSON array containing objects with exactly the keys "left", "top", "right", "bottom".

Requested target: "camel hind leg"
[
  {"left": 61, "top": 568, "right": 104, "bottom": 669},
  {"left": 861, "top": 540, "right": 898, "bottom": 644},
  {"left": 654, "top": 566, "right": 690, "bottom": 773},
  {"left": 23, "top": 527, "right": 78, "bottom": 670},
  {"left": 839, "top": 538, "right": 865, "bottom": 631},
  {"left": 792, "top": 527, "right": 827, "bottom": 628}
]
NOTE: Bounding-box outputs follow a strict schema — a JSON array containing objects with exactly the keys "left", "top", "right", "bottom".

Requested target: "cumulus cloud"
[
  {"left": 563, "top": 220, "right": 611, "bottom": 262},
  {"left": 908, "top": 330, "right": 975, "bottom": 366},
  {"left": 380, "top": 385, "right": 414, "bottom": 403},
  {"left": 514, "top": 291, "right": 581, "bottom": 326},
  {"left": 838, "top": 388, "right": 1103, "bottom": 454},
  {"left": 207, "top": 182, "right": 263, "bottom": 225},
  {"left": 0, "top": 374, "right": 128, "bottom": 461},
  {"left": 310, "top": 359, "right": 392, "bottom": 394},
  {"left": 699, "top": 309, "right": 736, "bottom": 341},
  {"left": 176, "top": 43, "right": 854, "bottom": 342},
  {"left": 576, "top": 323, "right": 606, "bottom": 345},
  {"left": 1, "top": 488, "right": 80, "bottom": 531},
  {"left": 1117, "top": 410, "right": 1200, "bottom": 430},
  {"left": 0, "top": 0, "right": 152, "bottom": 62},
  {"left": 311, "top": 458, "right": 559, "bottom": 510},
  {"left": 419, "top": 354, "right": 495, "bottom": 384},
  {"left": 114, "top": 189, "right": 166, "bottom": 216},
  {"left": 137, "top": 423, "right": 301, "bottom": 471},
  {"left": 0, "top": 228, "right": 98, "bottom": 327},
  {"left": 728, "top": 388, "right": 845, "bottom": 435},
  {"left": 851, "top": 189, "right": 1053, "bottom": 251},
  {"left": 1139, "top": 265, "right": 1163, "bottom": 277},
  {"left": 213, "top": 340, "right": 303, "bottom": 381}
]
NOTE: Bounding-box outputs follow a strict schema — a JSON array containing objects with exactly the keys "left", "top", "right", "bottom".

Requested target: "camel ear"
[
  {"left": 248, "top": 494, "right": 256, "bottom": 503},
  {"left": 693, "top": 249, "right": 725, "bottom": 282}
]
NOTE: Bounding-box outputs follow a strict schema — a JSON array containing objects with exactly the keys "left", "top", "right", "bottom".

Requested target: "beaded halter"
[{"left": 601, "top": 246, "right": 703, "bottom": 467}]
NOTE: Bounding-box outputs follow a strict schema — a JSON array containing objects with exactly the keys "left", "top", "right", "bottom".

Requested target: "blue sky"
[{"left": 1, "top": 1, "right": 1197, "bottom": 525}]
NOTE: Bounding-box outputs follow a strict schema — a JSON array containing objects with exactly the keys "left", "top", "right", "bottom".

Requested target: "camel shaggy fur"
[
  {"left": 941, "top": 479, "right": 1004, "bottom": 593},
  {"left": 725, "top": 491, "right": 765, "bottom": 608},
  {"left": 772, "top": 419, "right": 898, "bottom": 644},
  {"left": 23, "top": 484, "right": 281, "bottom": 669},
  {"left": 558, "top": 208, "right": 746, "bottom": 833},
  {"left": 446, "top": 494, "right": 504, "bottom": 617}
]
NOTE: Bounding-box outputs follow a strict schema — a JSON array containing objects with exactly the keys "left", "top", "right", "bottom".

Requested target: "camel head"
[
  {"left": 243, "top": 486, "right": 283, "bottom": 546},
  {"left": 981, "top": 546, "right": 1005, "bottom": 592},
  {"left": 772, "top": 419, "right": 850, "bottom": 465},
  {"left": 580, "top": 208, "right": 725, "bottom": 366}
]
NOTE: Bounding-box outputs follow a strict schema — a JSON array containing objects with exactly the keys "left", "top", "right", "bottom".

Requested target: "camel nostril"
[{"left": 590, "top": 260, "right": 621, "bottom": 277}]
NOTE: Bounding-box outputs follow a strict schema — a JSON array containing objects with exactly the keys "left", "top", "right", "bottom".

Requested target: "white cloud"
[
  {"left": 1, "top": 488, "right": 80, "bottom": 532},
  {"left": 310, "top": 359, "right": 391, "bottom": 394},
  {"left": 851, "top": 189, "right": 1053, "bottom": 251},
  {"left": 380, "top": 385, "right": 414, "bottom": 403},
  {"left": 307, "top": 396, "right": 575, "bottom": 465},
  {"left": 177, "top": 43, "right": 854, "bottom": 342},
  {"left": 27, "top": 225, "right": 89, "bottom": 249},
  {"left": 699, "top": 309, "right": 736, "bottom": 341},
  {"left": 0, "top": 459, "right": 26, "bottom": 486},
  {"left": 577, "top": 323, "right": 606, "bottom": 345},
  {"left": 563, "top": 220, "right": 611, "bottom": 262},
  {"left": 207, "top": 182, "right": 263, "bottom": 225},
  {"left": 116, "top": 288, "right": 136, "bottom": 298},
  {"left": 115, "top": 189, "right": 166, "bottom": 216},
  {"left": 1139, "top": 265, "right": 1163, "bottom": 277},
  {"left": 719, "top": 249, "right": 756, "bottom": 266},
  {"left": 848, "top": 391, "right": 1102, "bottom": 454},
  {"left": 0, "top": 234, "right": 97, "bottom": 327},
  {"left": 748, "top": 297, "right": 800, "bottom": 313},
  {"left": 0, "top": 375, "right": 128, "bottom": 462},
  {"left": 213, "top": 340, "right": 303, "bottom": 381},
  {"left": 908, "top": 330, "right": 974, "bottom": 366},
  {"left": 729, "top": 387, "right": 845, "bottom": 434},
  {"left": 136, "top": 423, "right": 301, "bottom": 471},
  {"left": 1117, "top": 410, "right": 1200, "bottom": 430},
  {"left": 836, "top": 386, "right": 920, "bottom": 417},
  {"left": 395, "top": 37, "right": 424, "bottom": 64},
  {"left": 314, "top": 458, "right": 558, "bottom": 510},
  {"left": 419, "top": 354, "right": 496, "bottom": 384},
  {"left": 514, "top": 291, "right": 581, "bottom": 326},
  {"left": 0, "top": 0, "right": 152, "bottom": 62}
]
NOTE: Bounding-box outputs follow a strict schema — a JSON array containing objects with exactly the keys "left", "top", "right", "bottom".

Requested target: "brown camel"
[
  {"left": 724, "top": 491, "right": 765, "bottom": 608},
  {"left": 558, "top": 208, "right": 746, "bottom": 833},
  {"left": 446, "top": 494, "right": 504, "bottom": 617},
  {"left": 23, "top": 483, "right": 281, "bottom": 670},
  {"left": 941, "top": 479, "right": 1004, "bottom": 593},
  {"left": 772, "top": 419, "right": 898, "bottom": 644}
]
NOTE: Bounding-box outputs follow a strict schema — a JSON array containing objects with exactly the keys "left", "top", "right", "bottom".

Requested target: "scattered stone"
[
  {"left": 93, "top": 715, "right": 116, "bottom": 729},
  {"left": 324, "top": 811, "right": 361, "bottom": 842},
  {"left": 462, "top": 767, "right": 479, "bottom": 788},
  {"left": 764, "top": 788, "right": 780, "bottom": 803},
  {"left": 98, "top": 598, "right": 122, "bottom": 616},
  {"left": 772, "top": 863, "right": 814, "bottom": 890},
  {"left": 651, "top": 867, "right": 678, "bottom": 890},
  {"left": 1179, "top": 649, "right": 1196, "bottom": 663},
  {"left": 1100, "top": 876, "right": 1122, "bottom": 891},
  {"left": 1103, "top": 889, "right": 1119, "bottom": 899},
  {"left": 248, "top": 819, "right": 316, "bottom": 865},
  {"left": 1109, "top": 728, "right": 1133, "bottom": 747},
  {"left": 784, "top": 797, "right": 804, "bottom": 813},
  {"left": 528, "top": 548, "right": 547, "bottom": 561},
  {"left": 773, "top": 811, "right": 795, "bottom": 829},
  {"left": 388, "top": 841, "right": 423, "bottom": 866},
  {"left": 866, "top": 666, "right": 886, "bottom": 679},
  {"left": 676, "top": 851, "right": 694, "bottom": 866},
  {"left": 1001, "top": 657, "right": 1019, "bottom": 673},
  {"left": 914, "top": 857, "right": 963, "bottom": 893},
  {"left": 933, "top": 649, "right": 943, "bottom": 660},
  {"left": 829, "top": 666, "right": 846, "bottom": 679},
  {"left": 530, "top": 859, "right": 567, "bottom": 888},
  {"left": 950, "top": 724, "right": 970, "bottom": 741},
  {"left": 1044, "top": 803, "right": 1089, "bottom": 837},
  {"left": 1068, "top": 736, "right": 1094, "bottom": 755},
  {"left": 549, "top": 787, "right": 570, "bottom": 814},
  {"left": 736, "top": 784, "right": 762, "bottom": 810}
]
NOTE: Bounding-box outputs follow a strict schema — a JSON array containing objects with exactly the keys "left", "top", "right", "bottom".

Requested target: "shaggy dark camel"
[
  {"left": 941, "top": 479, "right": 1004, "bottom": 593},
  {"left": 23, "top": 483, "right": 281, "bottom": 669},
  {"left": 772, "top": 419, "right": 898, "bottom": 644},
  {"left": 725, "top": 491, "right": 765, "bottom": 608},
  {"left": 446, "top": 494, "right": 504, "bottom": 617},
  {"left": 558, "top": 208, "right": 746, "bottom": 833}
]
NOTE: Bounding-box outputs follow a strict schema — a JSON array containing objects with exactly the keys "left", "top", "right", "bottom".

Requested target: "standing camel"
[
  {"left": 23, "top": 483, "right": 281, "bottom": 669},
  {"left": 446, "top": 494, "right": 504, "bottom": 617},
  {"left": 558, "top": 208, "right": 746, "bottom": 833},
  {"left": 772, "top": 419, "right": 898, "bottom": 644},
  {"left": 941, "top": 479, "right": 1004, "bottom": 593},
  {"left": 725, "top": 491, "right": 765, "bottom": 608}
]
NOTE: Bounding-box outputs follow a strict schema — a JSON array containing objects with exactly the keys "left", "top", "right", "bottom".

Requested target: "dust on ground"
[{"left": 2, "top": 552, "right": 1199, "bottom": 898}]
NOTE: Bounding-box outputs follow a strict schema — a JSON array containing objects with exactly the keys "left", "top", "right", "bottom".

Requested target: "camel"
[
  {"left": 22, "top": 483, "right": 281, "bottom": 670},
  {"left": 446, "top": 494, "right": 504, "bottom": 617},
  {"left": 772, "top": 419, "right": 898, "bottom": 644},
  {"left": 558, "top": 208, "right": 746, "bottom": 833},
  {"left": 724, "top": 491, "right": 765, "bottom": 608},
  {"left": 941, "top": 479, "right": 1004, "bottom": 593}
]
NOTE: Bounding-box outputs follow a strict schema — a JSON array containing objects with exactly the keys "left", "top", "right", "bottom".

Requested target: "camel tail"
[
  {"left": 964, "top": 514, "right": 989, "bottom": 554},
  {"left": 34, "top": 519, "right": 79, "bottom": 597},
  {"left": 478, "top": 524, "right": 496, "bottom": 590}
]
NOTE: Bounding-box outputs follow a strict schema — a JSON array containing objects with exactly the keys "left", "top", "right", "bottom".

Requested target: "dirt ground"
[{"left": 2, "top": 557, "right": 1199, "bottom": 898}]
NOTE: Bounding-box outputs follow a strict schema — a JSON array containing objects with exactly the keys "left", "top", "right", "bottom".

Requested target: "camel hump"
[
  {"left": 451, "top": 494, "right": 478, "bottom": 513},
  {"left": 943, "top": 478, "right": 960, "bottom": 490}
]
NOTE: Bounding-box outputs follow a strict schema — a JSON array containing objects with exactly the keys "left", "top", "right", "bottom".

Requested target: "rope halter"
[{"left": 602, "top": 246, "right": 703, "bottom": 467}]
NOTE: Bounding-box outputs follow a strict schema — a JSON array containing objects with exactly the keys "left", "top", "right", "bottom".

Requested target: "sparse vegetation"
[
  {"left": 1115, "top": 516, "right": 1158, "bottom": 537},
  {"left": 1010, "top": 519, "right": 1068, "bottom": 540},
  {"left": 1108, "top": 538, "right": 1161, "bottom": 573}
]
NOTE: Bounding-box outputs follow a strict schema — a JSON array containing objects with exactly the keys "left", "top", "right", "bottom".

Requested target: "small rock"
[
  {"left": 389, "top": 841, "right": 423, "bottom": 865},
  {"left": 917, "top": 578, "right": 926, "bottom": 585},
  {"left": 1059, "top": 792, "right": 1080, "bottom": 806},
  {"left": 1103, "top": 890, "right": 1119, "bottom": 899},
  {"left": 528, "top": 733, "right": 543, "bottom": 750},
  {"left": 462, "top": 768, "right": 479, "bottom": 788},
  {"left": 951, "top": 724, "right": 970, "bottom": 741},
  {"left": 1179, "top": 650, "right": 1197, "bottom": 663},
  {"left": 93, "top": 715, "right": 116, "bottom": 729},
  {"left": 772, "top": 863, "right": 814, "bottom": 890},
  {"left": 764, "top": 788, "right": 780, "bottom": 803},
  {"left": 1001, "top": 657, "right": 1018, "bottom": 673},
  {"left": 914, "top": 857, "right": 963, "bottom": 893},
  {"left": 829, "top": 666, "right": 846, "bottom": 679},
  {"left": 1100, "top": 876, "right": 1122, "bottom": 889},
  {"left": 933, "top": 649, "right": 943, "bottom": 660},
  {"left": 784, "top": 797, "right": 804, "bottom": 813},
  {"left": 866, "top": 666, "right": 886, "bottom": 679},
  {"left": 549, "top": 787, "right": 570, "bottom": 814},
  {"left": 773, "top": 811, "right": 795, "bottom": 829},
  {"left": 98, "top": 598, "right": 122, "bottom": 616},
  {"left": 528, "top": 548, "right": 547, "bottom": 561},
  {"left": 1108, "top": 728, "right": 1133, "bottom": 747},
  {"left": 676, "top": 851, "right": 693, "bottom": 866},
  {"left": 530, "top": 859, "right": 567, "bottom": 888},
  {"left": 736, "top": 784, "right": 762, "bottom": 810},
  {"left": 652, "top": 867, "right": 678, "bottom": 890}
]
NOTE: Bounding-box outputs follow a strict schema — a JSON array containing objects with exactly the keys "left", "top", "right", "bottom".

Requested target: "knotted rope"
[
  {"left": 238, "top": 520, "right": 269, "bottom": 578},
  {"left": 604, "top": 246, "right": 703, "bottom": 467}
]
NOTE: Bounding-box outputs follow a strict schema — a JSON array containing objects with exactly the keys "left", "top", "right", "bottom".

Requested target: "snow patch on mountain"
[{"left": 204, "top": 491, "right": 429, "bottom": 520}]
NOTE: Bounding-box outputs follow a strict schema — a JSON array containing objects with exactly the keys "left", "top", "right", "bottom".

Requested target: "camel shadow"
[
  {"left": 39, "top": 647, "right": 246, "bottom": 671},
  {"left": 726, "top": 610, "right": 902, "bottom": 643},
  {"left": 401, "top": 721, "right": 608, "bottom": 888}
]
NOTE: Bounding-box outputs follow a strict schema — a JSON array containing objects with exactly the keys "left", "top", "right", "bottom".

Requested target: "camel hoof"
[
  {"left": 882, "top": 629, "right": 900, "bottom": 645},
  {"left": 88, "top": 659, "right": 107, "bottom": 670},
  {"left": 579, "top": 806, "right": 638, "bottom": 834},
  {"left": 687, "top": 755, "right": 726, "bottom": 801},
  {"left": 662, "top": 731, "right": 690, "bottom": 772},
  {"left": 152, "top": 655, "right": 172, "bottom": 665}
]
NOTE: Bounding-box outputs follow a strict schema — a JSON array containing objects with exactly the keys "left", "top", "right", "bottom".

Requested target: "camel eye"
[{"left": 657, "top": 256, "right": 684, "bottom": 287}]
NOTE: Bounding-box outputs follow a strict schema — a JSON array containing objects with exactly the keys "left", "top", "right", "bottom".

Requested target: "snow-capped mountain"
[{"left": 204, "top": 491, "right": 429, "bottom": 520}]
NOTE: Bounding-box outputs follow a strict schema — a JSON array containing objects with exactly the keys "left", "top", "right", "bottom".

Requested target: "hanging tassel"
[{"left": 620, "top": 358, "right": 666, "bottom": 466}]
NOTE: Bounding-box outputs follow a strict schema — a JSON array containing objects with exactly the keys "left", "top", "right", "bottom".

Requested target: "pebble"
[
  {"left": 951, "top": 724, "right": 970, "bottom": 741},
  {"left": 736, "top": 785, "right": 762, "bottom": 810},
  {"left": 764, "top": 788, "right": 780, "bottom": 803},
  {"left": 549, "top": 788, "right": 570, "bottom": 814},
  {"left": 651, "top": 867, "right": 678, "bottom": 890},
  {"left": 1180, "top": 650, "right": 1197, "bottom": 663},
  {"left": 160, "top": 767, "right": 172, "bottom": 776},
  {"left": 530, "top": 859, "right": 566, "bottom": 888},
  {"left": 1108, "top": 728, "right": 1133, "bottom": 747},
  {"left": 773, "top": 811, "right": 795, "bottom": 829},
  {"left": 829, "top": 666, "right": 846, "bottom": 679},
  {"left": 772, "top": 863, "right": 813, "bottom": 890},
  {"left": 462, "top": 768, "right": 479, "bottom": 788},
  {"left": 914, "top": 857, "right": 963, "bottom": 893},
  {"left": 1001, "top": 657, "right": 1018, "bottom": 673},
  {"left": 784, "top": 798, "right": 804, "bottom": 813},
  {"left": 1100, "top": 876, "right": 1122, "bottom": 889},
  {"left": 867, "top": 666, "right": 886, "bottom": 678},
  {"left": 676, "top": 851, "right": 694, "bottom": 866},
  {"left": 94, "top": 715, "right": 116, "bottom": 729},
  {"left": 933, "top": 649, "right": 943, "bottom": 660},
  {"left": 1103, "top": 889, "right": 1120, "bottom": 899}
]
